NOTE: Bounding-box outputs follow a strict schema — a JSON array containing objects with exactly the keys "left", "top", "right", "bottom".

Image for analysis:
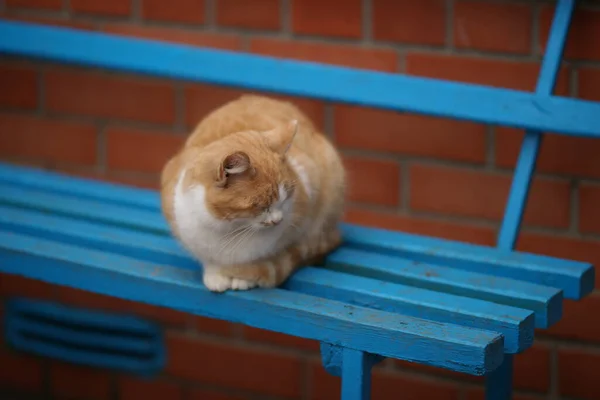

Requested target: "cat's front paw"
[
  {"left": 230, "top": 278, "right": 258, "bottom": 290},
  {"left": 203, "top": 269, "right": 232, "bottom": 292},
  {"left": 202, "top": 268, "right": 258, "bottom": 292}
]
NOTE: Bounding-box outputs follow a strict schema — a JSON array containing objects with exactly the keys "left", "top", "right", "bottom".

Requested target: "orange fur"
[{"left": 160, "top": 94, "right": 346, "bottom": 292}]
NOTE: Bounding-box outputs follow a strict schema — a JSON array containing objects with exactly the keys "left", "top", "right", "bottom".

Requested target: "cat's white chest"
[{"left": 172, "top": 171, "right": 294, "bottom": 266}]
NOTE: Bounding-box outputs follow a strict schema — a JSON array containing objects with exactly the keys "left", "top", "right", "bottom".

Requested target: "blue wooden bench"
[{"left": 0, "top": 0, "right": 597, "bottom": 399}]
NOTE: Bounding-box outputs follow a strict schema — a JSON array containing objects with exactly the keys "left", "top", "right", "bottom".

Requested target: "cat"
[{"left": 160, "top": 94, "right": 346, "bottom": 292}]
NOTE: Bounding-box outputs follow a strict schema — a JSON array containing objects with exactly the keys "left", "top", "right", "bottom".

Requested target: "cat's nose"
[
  {"left": 262, "top": 211, "right": 283, "bottom": 226},
  {"left": 270, "top": 210, "right": 283, "bottom": 225}
]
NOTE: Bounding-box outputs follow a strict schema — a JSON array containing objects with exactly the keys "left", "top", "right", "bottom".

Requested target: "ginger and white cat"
[{"left": 160, "top": 95, "right": 346, "bottom": 292}]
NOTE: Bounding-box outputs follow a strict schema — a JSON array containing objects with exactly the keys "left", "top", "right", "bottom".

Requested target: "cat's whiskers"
[
  {"left": 218, "top": 224, "right": 253, "bottom": 256},
  {"left": 227, "top": 225, "right": 258, "bottom": 261}
]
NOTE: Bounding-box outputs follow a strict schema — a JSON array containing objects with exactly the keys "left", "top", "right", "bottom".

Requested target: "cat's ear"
[
  {"left": 215, "top": 151, "right": 250, "bottom": 187},
  {"left": 264, "top": 119, "right": 298, "bottom": 156}
]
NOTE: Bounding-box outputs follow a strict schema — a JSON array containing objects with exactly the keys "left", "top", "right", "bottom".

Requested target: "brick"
[
  {"left": 334, "top": 105, "right": 486, "bottom": 163},
  {"left": 189, "top": 388, "right": 247, "bottom": 400},
  {"left": 184, "top": 84, "right": 325, "bottom": 130},
  {"left": 513, "top": 345, "right": 551, "bottom": 392},
  {"left": 50, "top": 362, "right": 112, "bottom": 400},
  {"left": 103, "top": 24, "right": 242, "bottom": 51},
  {"left": 119, "top": 376, "right": 183, "bottom": 400},
  {"left": 465, "top": 389, "right": 542, "bottom": 400},
  {"left": 580, "top": 183, "right": 600, "bottom": 235},
  {"left": 0, "top": 65, "right": 39, "bottom": 109},
  {"left": 217, "top": 0, "right": 280, "bottom": 30},
  {"left": 558, "top": 348, "right": 600, "bottom": 400},
  {"left": 1, "top": 14, "right": 96, "bottom": 30},
  {"left": 405, "top": 53, "right": 569, "bottom": 93},
  {"left": 71, "top": 0, "right": 131, "bottom": 16},
  {"left": 454, "top": 1, "right": 533, "bottom": 54},
  {"left": 0, "top": 273, "right": 56, "bottom": 299},
  {"left": 129, "top": 303, "right": 191, "bottom": 327},
  {"left": 166, "top": 332, "right": 302, "bottom": 398},
  {"left": 495, "top": 128, "right": 600, "bottom": 179},
  {"left": 242, "top": 326, "right": 319, "bottom": 351},
  {"left": 545, "top": 294, "right": 600, "bottom": 343},
  {"left": 0, "top": 114, "right": 97, "bottom": 167},
  {"left": 250, "top": 38, "right": 398, "bottom": 72},
  {"left": 194, "top": 315, "right": 234, "bottom": 336},
  {"left": 518, "top": 233, "right": 600, "bottom": 288},
  {"left": 344, "top": 208, "right": 496, "bottom": 245},
  {"left": 540, "top": 6, "right": 600, "bottom": 62},
  {"left": 57, "top": 286, "right": 133, "bottom": 312},
  {"left": 57, "top": 286, "right": 191, "bottom": 327},
  {"left": 184, "top": 84, "right": 244, "bottom": 127},
  {"left": 578, "top": 67, "right": 600, "bottom": 102},
  {"left": 394, "top": 359, "right": 481, "bottom": 383},
  {"left": 344, "top": 156, "right": 401, "bottom": 207},
  {"left": 373, "top": 0, "right": 445, "bottom": 46},
  {"left": 310, "top": 361, "right": 459, "bottom": 400},
  {"left": 292, "top": 0, "right": 361, "bottom": 38},
  {"left": 5, "top": 0, "right": 61, "bottom": 9},
  {"left": 45, "top": 69, "right": 176, "bottom": 124},
  {"left": 371, "top": 371, "right": 459, "bottom": 400},
  {"left": 409, "top": 164, "right": 570, "bottom": 229},
  {"left": 54, "top": 167, "right": 161, "bottom": 190},
  {"left": 106, "top": 127, "right": 184, "bottom": 174},
  {"left": 142, "top": 0, "right": 204, "bottom": 24},
  {"left": 101, "top": 171, "right": 160, "bottom": 190},
  {"left": 0, "top": 350, "right": 44, "bottom": 392}
]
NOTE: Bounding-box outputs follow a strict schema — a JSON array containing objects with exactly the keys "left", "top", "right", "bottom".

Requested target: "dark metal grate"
[{"left": 4, "top": 297, "right": 165, "bottom": 375}]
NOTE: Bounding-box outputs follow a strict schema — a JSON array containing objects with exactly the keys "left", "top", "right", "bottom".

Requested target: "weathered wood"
[
  {"left": 0, "top": 231, "right": 505, "bottom": 375},
  {"left": 0, "top": 21, "right": 600, "bottom": 138},
  {"left": 328, "top": 248, "right": 562, "bottom": 328},
  {"left": 341, "top": 348, "right": 372, "bottom": 400},
  {"left": 0, "top": 204, "right": 533, "bottom": 354}
]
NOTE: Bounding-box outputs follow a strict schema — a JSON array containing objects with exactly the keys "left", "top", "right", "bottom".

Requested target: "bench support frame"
[
  {"left": 487, "top": 1, "right": 574, "bottom": 399},
  {"left": 0, "top": 1, "right": 591, "bottom": 400}
]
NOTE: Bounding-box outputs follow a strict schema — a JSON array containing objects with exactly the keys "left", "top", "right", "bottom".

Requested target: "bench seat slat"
[
  {"left": 0, "top": 204, "right": 533, "bottom": 353},
  {"left": 0, "top": 205, "right": 197, "bottom": 269},
  {"left": 288, "top": 269, "right": 534, "bottom": 353},
  {"left": 0, "top": 231, "right": 504, "bottom": 375},
  {"left": 0, "top": 190, "right": 560, "bottom": 327},
  {"left": 0, "top": 163, "right": 160, "bottom": 210},
  {"left": 342, "top": 225, "right": 594, "bottom": 300},
  {"left": 0, "top": 164, "right": 590, "bottom": 301},
  {"left": 1, "top": 21, "right": 600, "bottom": 138},
  {"left": 328, "top": 249, "right": 562, "bottom": 328},
  {"left": 0, "top": 184, "right": 167, "bottom": 235}
]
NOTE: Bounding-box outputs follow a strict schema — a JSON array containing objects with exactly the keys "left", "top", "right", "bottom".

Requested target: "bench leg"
[
  {"left": 341, "top": 348, "right": 372, "bottom": 400},
  {"left": 485, "top": 354, "right": 513, "bottom": 400}
]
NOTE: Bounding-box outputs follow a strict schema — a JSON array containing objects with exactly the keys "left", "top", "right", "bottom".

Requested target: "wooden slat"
[
  {"left": 288, "top": 269, "right": 533, "bottom": 353},
  {"left": 0, "top": 163, "right": 160, "bottom": 210},
  {"left": 327, "top": 248, "right": 562, "bottom": 328},
  {"left": 342, "top": 224, "right": 594, "bottom": 300},
  {"left": 0, "top": 163, "right": 591, "bottom": 300},
  {"left": 0, "top": 204, "right": 533, "bottom": 353},
  {"left": 0, "top": 183, "right": 561, "bottom": 326},
  {"left": 0, "top": 21, "right": 599, "bottom": 137},
  {"left": 0, "top": 184, "right": 167, "bottom": 235},
  {"left": 0, "top": 231, "right": 504, "bottom": 375}
]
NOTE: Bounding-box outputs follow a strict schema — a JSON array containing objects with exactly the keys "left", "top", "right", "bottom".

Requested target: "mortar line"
[
  {"left": 445, "top": 0, "right": 455, "bottom": 49},
  {"left": 281, "top": 0, "right": 292, "bottom": 38}
]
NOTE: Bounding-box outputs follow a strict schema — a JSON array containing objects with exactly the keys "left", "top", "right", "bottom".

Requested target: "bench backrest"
[{"left": 0, "top": 0, "right": 596, "bottom": 252}]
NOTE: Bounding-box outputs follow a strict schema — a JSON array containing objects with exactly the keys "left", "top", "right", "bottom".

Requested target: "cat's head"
[{"left": 187, "top": 120, "right": 300, "bottom": 229}]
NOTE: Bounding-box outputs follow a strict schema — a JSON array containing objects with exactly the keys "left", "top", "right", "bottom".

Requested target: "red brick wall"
[{"left": 1, "top": 1, "right": 600, "bottom": 399}]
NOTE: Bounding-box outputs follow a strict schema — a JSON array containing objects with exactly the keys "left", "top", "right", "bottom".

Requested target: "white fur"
[
  {"left": 287, "top": 156, "right": 311, "bottom": 199},
  {"left": 173, "top": 169, "right": 301, "bottom": 269}
]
